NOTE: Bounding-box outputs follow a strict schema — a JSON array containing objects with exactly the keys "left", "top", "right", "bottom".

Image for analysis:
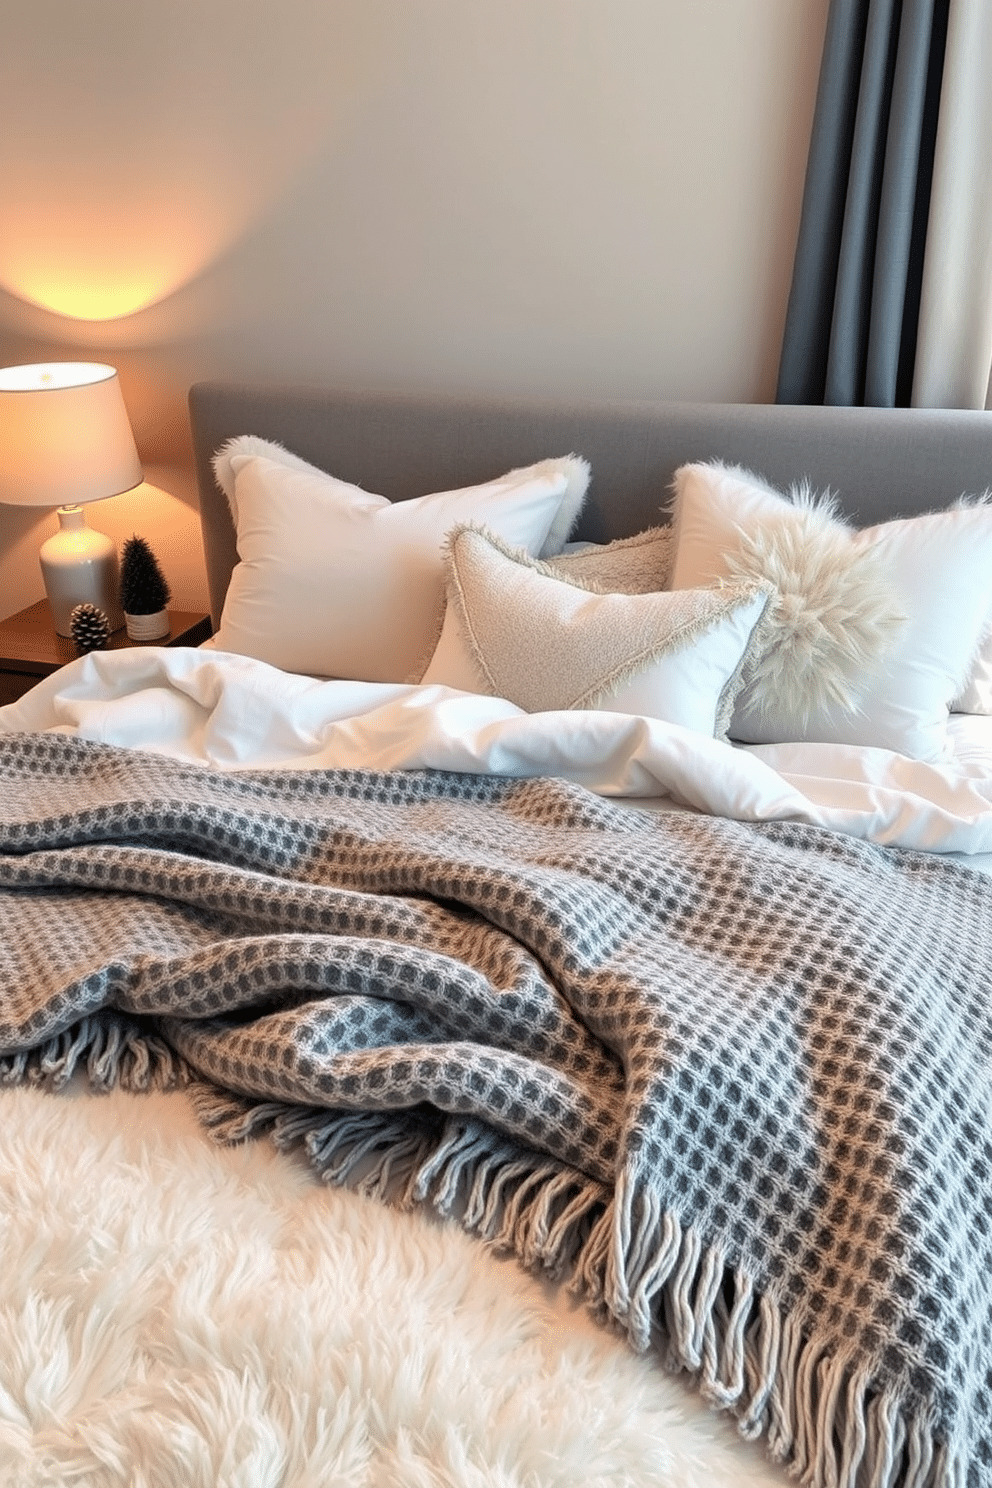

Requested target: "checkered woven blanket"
[{"left": 3, "top": 732, "right": 992, "bottom": 1488}]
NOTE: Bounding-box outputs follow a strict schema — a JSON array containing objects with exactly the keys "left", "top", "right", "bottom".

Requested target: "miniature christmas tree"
[
  {"left": 70, "top": 603, "right": 112, "bottom": 654},
  {"left": 120, "top": 535, "right": 171, "bottom": 616}
]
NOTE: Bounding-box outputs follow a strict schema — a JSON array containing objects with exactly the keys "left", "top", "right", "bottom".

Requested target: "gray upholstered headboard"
[{"left": 188, "top": 382, "right": 992, "bottom": 631}]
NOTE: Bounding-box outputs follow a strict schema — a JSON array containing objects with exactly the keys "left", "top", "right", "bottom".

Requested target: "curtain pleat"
[
  {"left": 911, "top": 0, "right": 992, "bottom": 409},
  {"left": 777, "top": 0, "right": 949, "bottom": 407},
  {"left": 775, "top": 0, "right": 870, "bottom": 406},
  {"left": 862, "top": 0, "right": 944, "bottom": 404}
]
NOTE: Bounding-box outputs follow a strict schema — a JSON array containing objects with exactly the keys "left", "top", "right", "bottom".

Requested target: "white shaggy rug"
[{"left": 0, "top": 1085, "right": 790, "bottom": 1488}]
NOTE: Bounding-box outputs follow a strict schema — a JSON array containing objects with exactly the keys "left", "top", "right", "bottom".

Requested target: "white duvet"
[{"left": 3, "top": 644, "right": 992, "bottom": 862}]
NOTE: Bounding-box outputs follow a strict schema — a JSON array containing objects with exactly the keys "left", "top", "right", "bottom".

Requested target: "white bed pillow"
[
  {"left": 211, "top": 438, "right": 590, "bottom": 683},
  {"left": 669, "top": 461, "right": 992, "bottom": 761},
  {"left": 421, "top": 524, "right": 773, "bottom": 740},
  {"left": 951, "top": 493, "right": 992, "bottom": 714},
  {"left": 954, "top": 638, "right": 992, "bottom": 714},
  {"left": 952, "top": 529, "right": 992, "bottom": 711}
]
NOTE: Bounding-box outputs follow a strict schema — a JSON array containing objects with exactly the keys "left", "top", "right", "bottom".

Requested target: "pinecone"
[{"left": 70, "top": 603, "right": 112, "bottom": 654}]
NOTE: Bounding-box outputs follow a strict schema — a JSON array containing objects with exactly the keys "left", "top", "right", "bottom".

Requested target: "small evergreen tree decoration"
[
  {"left": 120, "top": 535, "right": 172, "bottom": 640},
  {"left": 70, "top": 603, "right": 112, "bottom": 654}
]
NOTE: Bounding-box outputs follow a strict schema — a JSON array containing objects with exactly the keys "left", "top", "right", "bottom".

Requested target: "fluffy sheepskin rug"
[{"left": 0, "top": 1086, "right": 788, "bottom": 1488}]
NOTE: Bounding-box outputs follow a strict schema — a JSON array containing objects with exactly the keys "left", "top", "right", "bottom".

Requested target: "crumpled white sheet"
[{"left": 3, "top": 645, "right": 992, "bottom": 861}]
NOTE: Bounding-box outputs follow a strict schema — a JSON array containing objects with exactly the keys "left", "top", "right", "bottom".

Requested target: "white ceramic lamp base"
[{"left": 39, "top": 507, "right": 123, "bottom": 636}]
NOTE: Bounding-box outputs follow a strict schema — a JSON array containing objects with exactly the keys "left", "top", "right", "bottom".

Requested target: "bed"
[{"left": 3, "top": 383, "right": 992, "bottom": 1488}]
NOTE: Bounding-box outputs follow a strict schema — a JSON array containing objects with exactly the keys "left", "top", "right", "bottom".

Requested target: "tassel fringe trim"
[{"left": 0, "top": 1014, "right": 189, "bottom": 1093}]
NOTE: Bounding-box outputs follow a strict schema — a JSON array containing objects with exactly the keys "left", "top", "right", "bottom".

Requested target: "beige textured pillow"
[
  {"left": 546, "top": 525, "right": 673, "bottom": 593},
  {"left": 421, "top": 525, "right": 773, "bottom": 740}
]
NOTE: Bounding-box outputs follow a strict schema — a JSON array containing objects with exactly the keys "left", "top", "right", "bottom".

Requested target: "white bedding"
[{"left": 3, "top": 644, "right": 992, "bottom": 864}]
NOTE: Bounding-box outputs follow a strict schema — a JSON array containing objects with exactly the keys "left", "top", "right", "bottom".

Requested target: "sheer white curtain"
[{"left": 912, "top": 0, "right": 992, "bottom": 408}]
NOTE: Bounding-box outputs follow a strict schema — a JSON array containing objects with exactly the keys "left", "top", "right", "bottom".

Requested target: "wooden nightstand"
[{"left": 0, "top": 600, "right": 213, "bottom": 704}]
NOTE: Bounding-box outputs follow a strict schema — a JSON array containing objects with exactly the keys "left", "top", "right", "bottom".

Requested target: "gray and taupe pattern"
[{"left": 2, "top": 733, "right": 992, "bottom": 1488}]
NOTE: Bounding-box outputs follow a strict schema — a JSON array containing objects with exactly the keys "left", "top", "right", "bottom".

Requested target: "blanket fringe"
[
  {"left": 103, "top": 1082, "right": 968, "bottom": 1488},
  {"left": 0, "top": 1014, "right": 187, "bottom": 1094},
  {"left": 607, "top": 1168, "right": 961, "bottom": 1488},
  {"left": 188, "top": 1090, "right": 610, "bottom": 1282}
]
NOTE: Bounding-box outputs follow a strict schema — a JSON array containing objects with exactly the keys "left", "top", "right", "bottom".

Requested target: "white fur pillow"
[
  {"left": 211, "top": 438, "right": 590, "bottom": 683},
  {"left": 421, "top": 524, "right": 773, "bottom": 740},
  {"left": 670, "top": 461, "right": 992, "bottom": 760}
]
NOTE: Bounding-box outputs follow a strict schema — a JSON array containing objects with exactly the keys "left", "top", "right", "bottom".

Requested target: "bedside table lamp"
[{"left": 0, "top": 362, "right": 142, "bottom": 634}]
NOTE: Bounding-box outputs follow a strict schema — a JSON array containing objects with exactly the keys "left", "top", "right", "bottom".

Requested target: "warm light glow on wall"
[
  {"left": 5, "top": 271, "right": 175, "bottom": 323},
  {"left": 0, "top": 229, "right": 202, "bottom": 322},
  {"left": 0, "top": 183, "right": 248, "bottom": 320},
  {"left": 0, "top": 5, "right": 374, "bottom": 325},
  {"left": 31, "top": 290, "right": 158, "bottom": 323}
]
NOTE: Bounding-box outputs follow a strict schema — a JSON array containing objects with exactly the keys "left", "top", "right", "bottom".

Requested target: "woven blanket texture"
[{"left": 2, "top": 732, "right": 992, "bottom": 1488}]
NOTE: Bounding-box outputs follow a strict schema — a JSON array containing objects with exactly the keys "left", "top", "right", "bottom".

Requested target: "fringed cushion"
[{"left": 420, "top": 523, "right": 772, "bottom": 740}]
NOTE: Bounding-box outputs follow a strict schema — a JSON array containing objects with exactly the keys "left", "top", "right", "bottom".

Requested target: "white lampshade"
[{"left": 0, "top": 363, "right": 143, "bottom": 634}]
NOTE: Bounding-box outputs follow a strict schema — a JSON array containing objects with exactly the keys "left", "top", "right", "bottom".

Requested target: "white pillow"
[
  {"left": 211, "top": 438, "right": 590, "bottom": 683},
  {"left": 951, "top": 493, "right": 992, "bottom": 714},
  {"left": 421, "top": 524, "right": 773, "bottom": 740},
  {"left": 954, "top": 635, "right": 992, "bottom": 714},
  {"left": 669, "top": 461, "right": 992, "bottom": 760}
]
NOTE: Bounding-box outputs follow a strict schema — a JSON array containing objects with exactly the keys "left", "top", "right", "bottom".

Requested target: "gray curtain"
[{"left": 776, "top": 0, "right": 949, "bottom": 407}]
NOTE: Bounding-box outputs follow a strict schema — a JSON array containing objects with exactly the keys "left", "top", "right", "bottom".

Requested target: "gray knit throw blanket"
[{"left": 3, "top": 733, "right": 992, "bottom": 1487}]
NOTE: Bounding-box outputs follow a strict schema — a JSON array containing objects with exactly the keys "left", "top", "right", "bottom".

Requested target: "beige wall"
[{"left": 0, "top": 0, "right": 829, "bottom": 619}]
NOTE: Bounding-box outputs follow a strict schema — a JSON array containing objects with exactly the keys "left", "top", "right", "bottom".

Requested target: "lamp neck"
[{"left": 55, "top": 505, "right": 87, "bottom": 528}]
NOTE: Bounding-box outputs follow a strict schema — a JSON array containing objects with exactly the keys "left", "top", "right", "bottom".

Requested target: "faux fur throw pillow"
[
  {"left": 669, "top": 461, "right": 992, "bottom": 761},
  {"left": 421, "top": 524, "right": 773, "bottom": 740},
  {"left": 670, "top": 463, "right": 905, "bottom": 730},
  {"left": 724, "top": 487, "right": 907, "bottom": 725}
]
